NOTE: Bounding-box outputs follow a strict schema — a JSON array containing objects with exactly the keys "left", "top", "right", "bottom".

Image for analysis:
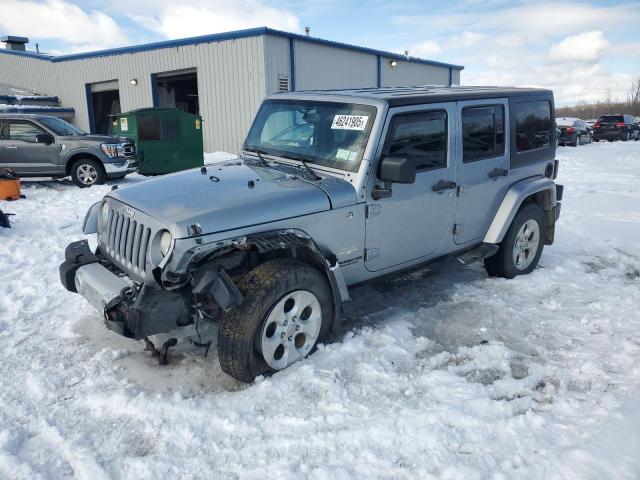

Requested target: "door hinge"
[
  {"left": 364, "top": 248, "right": 381, "bottom": 261},
  {"left": 453, "top": 224, "right": 463, "bottom": 235},
  {"left": 366, "top": 204, "right": 382, "bottom": 218}
]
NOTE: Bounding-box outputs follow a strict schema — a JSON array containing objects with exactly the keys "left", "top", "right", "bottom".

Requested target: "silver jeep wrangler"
[{"left": 60, "top": 86, "right": 563, "bottom": 382}]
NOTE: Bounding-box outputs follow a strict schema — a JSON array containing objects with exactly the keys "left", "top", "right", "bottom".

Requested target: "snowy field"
[{"left": 1, "top": 142, "right": 639, "bottom": 479}]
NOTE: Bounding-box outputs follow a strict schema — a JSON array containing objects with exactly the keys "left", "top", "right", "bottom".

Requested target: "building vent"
[
  {"left": 278, "top": 75, "right": 290, "bottom": 93},
  {"left": 1, "top": 36, "right": 29, "bottom": 51}
]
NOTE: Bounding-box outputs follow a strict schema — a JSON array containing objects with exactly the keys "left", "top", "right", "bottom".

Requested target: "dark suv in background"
[
  {"left": 0, "top": 114, "right": 137, "bottom": 187},
  {"left": 556, "top": 117, "right": 591, "bottom": 146},
  {"left": 592, "top": 115, "right": 640, "bottom": 142}
]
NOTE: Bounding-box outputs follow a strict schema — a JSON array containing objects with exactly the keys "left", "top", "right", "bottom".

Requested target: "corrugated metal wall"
[
  {"left": 379, "top": 56, "right": 451, "bottom": 87},
  {"left": 0, "top": 33, "right": 460, "bottom": 153},
  {"left": 292, "top": 40, "right": 378, "bottom": 90},
  {"left": 0, "top": 36, "right": 267, "bottom": 153}
]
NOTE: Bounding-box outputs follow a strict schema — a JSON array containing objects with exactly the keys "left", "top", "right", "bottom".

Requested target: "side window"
[
  {"left": 8, "top": 121, "right": 45, "bottom": 143},
  {"left": 138, "top": 116, "right": 161, "bottom": 141},
  {"left": 386, "top": 110, "right": 447, "bottom": 171},
  {"left": 514, "top": 101, "right": 552, "bottom": 152},
  {"left": 462, "top": 105, "right": 504, "bottom": 162}
]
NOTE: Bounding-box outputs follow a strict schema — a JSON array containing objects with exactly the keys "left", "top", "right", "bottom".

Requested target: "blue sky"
[{"left": 1, "top": 0, "right": 639, "bottom": 106}]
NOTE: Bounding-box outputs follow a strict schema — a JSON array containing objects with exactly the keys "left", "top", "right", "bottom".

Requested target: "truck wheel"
[
  {"left": 484, "top": 203, "right": 546, "bottom": 279},
  {"left": 71, "top": 158, "right": 106, "bottom": 188},
  {"left": 218, "top": 259, "right": 333, "bottom": 382}
]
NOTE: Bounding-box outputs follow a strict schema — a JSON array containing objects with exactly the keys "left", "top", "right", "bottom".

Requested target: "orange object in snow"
[{"left": 0, "top": 177, "right": 21, "bottom": 201}]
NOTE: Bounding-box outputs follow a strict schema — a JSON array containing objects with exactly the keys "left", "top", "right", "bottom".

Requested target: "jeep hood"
[{"left": 108, "top": 160, "right": 356, "bottom": 237}]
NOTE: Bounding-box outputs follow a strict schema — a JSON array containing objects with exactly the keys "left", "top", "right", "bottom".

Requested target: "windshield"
[
  {"left": 38, "top": 116, "right": 86, "bottom": 136},
  {"left": 244, "top": 99, "right": 377, "bottom": 172}
]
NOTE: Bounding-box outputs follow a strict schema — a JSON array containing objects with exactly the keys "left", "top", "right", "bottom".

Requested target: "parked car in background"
[
  {"left": 585, "top": 119, "right": 597, "bottom": 128},
  {"left": 60, "top": 86, "right": 563, "bottom": 382},
  {"left": 592, "top": 114, "right": 640, "bottom": 142},
  {"left": 556, "top": 117, "right": 592, "bottom": 146},
  {"left": 0, "top": 114, "right": 137, "bottom": 187}
]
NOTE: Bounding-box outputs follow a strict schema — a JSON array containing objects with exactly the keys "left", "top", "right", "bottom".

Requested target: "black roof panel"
[{"left": 286, "top": 85, "right": 553, "bottom": 106}]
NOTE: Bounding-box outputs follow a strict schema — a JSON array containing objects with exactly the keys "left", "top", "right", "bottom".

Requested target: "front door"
[
  {"left": 5, "top": 120, "right": 60, "bottom": 175},
  {"left": 454, "top": 99, "right": 510, "bottom": 245},
  {"left": 365, "top": 103, "right": 457, "bottom": 272}
]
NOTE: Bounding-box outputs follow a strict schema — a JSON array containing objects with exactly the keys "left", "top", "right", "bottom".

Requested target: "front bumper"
[
  {"left": 60, "top": 240, "right": 191, "bottom": 339},
  {"left": 104, "top": 158, "right": 138, "bottom": 176}
]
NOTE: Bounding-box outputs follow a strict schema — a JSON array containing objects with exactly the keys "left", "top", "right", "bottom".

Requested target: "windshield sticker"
[
  {"left": 120, "top": 118, "right": 128, "bottom": 132},
  {"left": 336, "top": 149, "right": 358, "bottom": 162},
  {"left": 331, "top": 114, "right": 369, "bottom": 131}
]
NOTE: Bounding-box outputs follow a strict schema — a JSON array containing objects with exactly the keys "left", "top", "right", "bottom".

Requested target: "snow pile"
[{"left": 1, "top": 143, "right": 639, "bottom": 478}]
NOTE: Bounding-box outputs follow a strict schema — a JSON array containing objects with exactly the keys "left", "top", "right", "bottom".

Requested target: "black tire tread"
[
  {"left": 484, "top": 203, "right": 546, "bottom": 279},
  {"left": 218, "top": 258, "right": 331, "bottom": 383}
]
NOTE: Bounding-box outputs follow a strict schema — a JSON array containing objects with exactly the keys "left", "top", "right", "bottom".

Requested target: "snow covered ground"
[{"left": 1, "top": 142, "right": 639, "bottom": 479}]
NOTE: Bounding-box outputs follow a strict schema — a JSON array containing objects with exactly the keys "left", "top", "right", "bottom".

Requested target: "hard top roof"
[{"left": 274, "top": 85, "right": 553, "bottom": 107}]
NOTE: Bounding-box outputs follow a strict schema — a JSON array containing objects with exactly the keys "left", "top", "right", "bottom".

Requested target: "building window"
[
  {"left": 514, "top": 101, "right": 552, "bottom": 152},
  {"left": 385, "top": 110, "right": 447, "bottom": 171},
  {"left": 462, "top": 105, "right": 505, "bottom": 162}
]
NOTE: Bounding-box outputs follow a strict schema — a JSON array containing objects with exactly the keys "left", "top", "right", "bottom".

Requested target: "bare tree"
[{"left": 556, "top": 77, "right": 640, "bottom": 119}]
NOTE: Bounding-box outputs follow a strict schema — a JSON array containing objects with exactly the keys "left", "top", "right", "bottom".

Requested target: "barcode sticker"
[{"left": 331, "top": 115, "right": 369, "bottom": 131}]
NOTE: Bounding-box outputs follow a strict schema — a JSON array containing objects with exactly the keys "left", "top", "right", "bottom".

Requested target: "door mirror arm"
[{"left": 371, "top": 181, "right": 392, "bottom": 200}]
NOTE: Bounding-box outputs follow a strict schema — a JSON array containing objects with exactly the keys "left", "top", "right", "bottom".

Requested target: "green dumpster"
[{"left": 111, "top": 108, "right": 203, "bottom": 175}]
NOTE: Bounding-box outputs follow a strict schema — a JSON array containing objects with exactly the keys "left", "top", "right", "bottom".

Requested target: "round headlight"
[
  {"left": 99, "top": 202, "right": 109, "bottom": 229},
  {"left": 159, "top": 230, "right": 173, "bottom": 257}
]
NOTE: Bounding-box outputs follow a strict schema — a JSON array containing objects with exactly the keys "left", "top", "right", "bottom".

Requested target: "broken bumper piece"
[{"left": 59, "top": 240, "right": 192, "bottom": 339}]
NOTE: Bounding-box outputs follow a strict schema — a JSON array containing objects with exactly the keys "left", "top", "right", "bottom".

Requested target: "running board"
[{"left": 457, "top": 243, "right": 499, "bottom": 265}]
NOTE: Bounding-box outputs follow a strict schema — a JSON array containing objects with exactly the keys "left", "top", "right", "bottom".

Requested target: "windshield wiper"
[
  {"left": 279, "top": 154, "right": 322, "bottom": 181},
  {"left": 243, "top": 148, "right": 269, "bottom": 167}
]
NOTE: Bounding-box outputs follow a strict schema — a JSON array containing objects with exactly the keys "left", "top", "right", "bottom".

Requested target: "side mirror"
[
  {"left": 378, "top": 156, "right": 415, "bottom": 184},
  {"left": 35, "top": 133, "right": 54, "bottom": 145}
]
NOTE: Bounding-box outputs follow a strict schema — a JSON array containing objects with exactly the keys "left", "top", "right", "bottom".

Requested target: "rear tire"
[
  {"left": 218, "top": 259, "right": 333, "bottom": 382},
  {"left": 70, "top": 158, "right": 105, "bottom": 188},
  {"left": 622, "top": 132, "right": 630, "bottom": 141},
  {"left": 484, "top": 203, "right": 546, "bottom": 279}
]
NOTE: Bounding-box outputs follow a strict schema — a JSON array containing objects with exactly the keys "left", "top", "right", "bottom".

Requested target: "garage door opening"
[
  {"left": 87, "top": 81, "right": 121, "bottom": 134},
  {"left": 154, "top": 70, "right": 199, "bottom": 115}
]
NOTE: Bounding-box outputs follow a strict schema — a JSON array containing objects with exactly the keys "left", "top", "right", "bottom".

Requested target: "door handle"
[
  {"left": 432, "top": 180, "right": 457, "bottom": 192},
  {"left": 488, "top": 168, "right": 509, "bottom": 179}
]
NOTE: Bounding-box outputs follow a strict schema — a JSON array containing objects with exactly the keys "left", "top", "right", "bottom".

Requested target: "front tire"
[
  {"left": 218, "top": 259, "right": 333, "bottom": 382},
  {"left": 484, "top": 203, "right": 546, "bottom": 279},
  {"left": 70, "top": 158, "right": 105, "bottom": 188}
]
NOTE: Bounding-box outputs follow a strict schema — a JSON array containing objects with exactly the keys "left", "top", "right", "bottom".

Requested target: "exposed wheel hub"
[{"left": 260, "top": 290, "right": 322, "bottom": 370}]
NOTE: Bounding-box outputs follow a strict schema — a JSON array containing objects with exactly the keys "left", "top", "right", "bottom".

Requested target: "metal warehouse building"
[{"left": 0, "top": 28, "right": 463, "bottom": 153}]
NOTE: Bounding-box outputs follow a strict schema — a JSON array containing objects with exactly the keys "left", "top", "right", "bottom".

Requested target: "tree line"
[{"left": 555, "top": 76, "right": 640, "bottom": 119}]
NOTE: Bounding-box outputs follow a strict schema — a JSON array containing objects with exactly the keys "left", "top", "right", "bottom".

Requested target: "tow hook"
[{"left": 143, "top": 336, "right": 178, "bottom": 365}]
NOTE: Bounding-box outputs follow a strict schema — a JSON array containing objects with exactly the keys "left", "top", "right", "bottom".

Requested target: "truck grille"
[
  {"left": 102, "top": 207, "right": 152, "bottom": 276},
  {"left": 122, "top": 143, "right": 136, "bottom": 157}
]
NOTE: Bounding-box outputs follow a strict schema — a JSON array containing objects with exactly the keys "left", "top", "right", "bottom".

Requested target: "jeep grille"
[{"left": 101, "top": 204, "right": 152, "bottom": 278}]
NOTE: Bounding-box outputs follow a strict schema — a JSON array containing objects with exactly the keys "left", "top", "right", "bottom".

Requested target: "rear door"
[
  {"left": 5, "top": 120, "right": 60, "bottom": 174},
  {"left": 364, "top": 102, "right": 457, "bottom": 272},
  {"left": 454, "top": 99, "right": 510, "bottom": 245}
]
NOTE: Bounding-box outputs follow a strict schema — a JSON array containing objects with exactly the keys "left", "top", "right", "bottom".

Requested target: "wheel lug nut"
[
  {"left": 283, "top": 320, "right": 288, "bottom": 326},
  {"left": 288, "top": 336, "right": 293, "bottom": 342},
  {"left": 295, "top": 325, "right": 300, "bottom": 331},
  {"left": 281, "top": 332, "right": 285, "bottom": 338}
]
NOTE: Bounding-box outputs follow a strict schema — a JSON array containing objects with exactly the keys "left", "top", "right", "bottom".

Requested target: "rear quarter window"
[{"left": 514, "top": 101, "right": 552, "bottom": 152}]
